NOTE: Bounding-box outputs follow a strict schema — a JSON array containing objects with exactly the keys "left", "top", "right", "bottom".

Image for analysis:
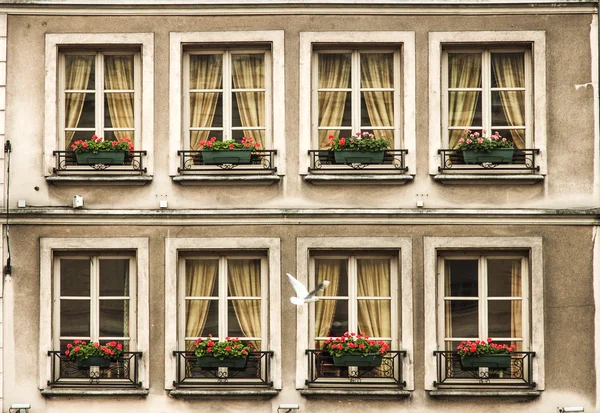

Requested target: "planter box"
[
  {"left": 334, "top": 151, "right": 385, "bottom": 165},
  {"left": 196, "top": 356, "right": 248, "bottom": 369},
  {"left": 201, "top": 150, "right": 252, "bottom": 165},
  {"left": 331, "top": 354, "right": 383, "bottom": 367},
  {"left": 462, "top": 148, "right": 514, "bottom": 164},
  {"left": 460, "top": 354, "right": 512, "bottom": 370},
  {"left": 76, "top": 356, "right": 111, "bottom": 368},
  {"left": 75, "top": 151, "right": 127, "bottom": 165}
]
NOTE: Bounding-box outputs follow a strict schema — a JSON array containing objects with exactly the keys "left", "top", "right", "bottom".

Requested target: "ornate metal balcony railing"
[
  {"left": 47, "top": 351, "right": 143, "bottom": 388},
  {"left": 172, "top": 351, "right": 274, "bottom": 388},
  {"left": 433, "top": 351, "right": 536, "bottom": 388},
  {"left": 308, "top": 149, "right": 408, "bottom": 173},
  {"left": 52, "top": 151, "right": 148, "bottom": 175},
  {"left": 305, "top": 349, "right": 406, "bottom": 388},
  {"left": 177, "top": 150, "right": 277, "bottom": 174},
  {"left": 438, "top": 148, "right": 540, "bottom": 173}
]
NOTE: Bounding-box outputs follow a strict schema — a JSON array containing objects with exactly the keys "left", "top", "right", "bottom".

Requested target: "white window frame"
[
  {"left": 295, "top": 237, "right": 414, "bottom": 390},
  {"left": 169, "top": 31, "right": 285, "bottom": 176},
  {"left": 428, "top": 31, "right": 546, "bottom": 176},
  {"left": 312, "top": 48, "right": 402, "bottom": 148},
  {"left": 39, "top": 237, "right": 150, "bottom": 390},
  {"left": 165, "top": 238, "right": 282, "bottom": 390},
  {"left": 53, "top": 254, "right": 137, "bottom": 349},
  {"left": 442, "top": 47, "right": 533, "bottom": 148},
  {"left": 45, "top": 33, "right": 154, "bottom": 176},
  {"left": 299, "top": 32, "right": 416, "bottom": 176},
  {"left": 423, "top": 237, "right": 544, "bottom": 391},
  {"left": 178, "top": 253, "right": 268, "bottom": 349}
]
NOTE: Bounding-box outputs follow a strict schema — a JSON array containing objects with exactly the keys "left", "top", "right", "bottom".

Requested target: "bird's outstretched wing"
[
  {"left": 306, "top": 280, "right": 330, "bottom": 299},
  {"left": 286, "top": 273, "right": 309, "bottom": 298}
]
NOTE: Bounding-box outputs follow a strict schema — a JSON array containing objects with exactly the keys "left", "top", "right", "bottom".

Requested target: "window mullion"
[
  {"left": 219, "top": 257, "right": 228, "bottom": 339},
  {"left": 96, "top": 52, "right": 104, "bottom": 138},
  {"left": 479, "top": 256, "right": 487, "bottom": 340},
  {"left": 352, "top": 51, "right": 360, "bottom": 133},
  {"left": 92, "top": 256, "right": 100, "bottom": 342},
  {"left": 348, "top": 256, "right": 357, "bottom": 333},
  {"left": 482, "top": 50, "right": 491, "bottom": 133},
  {"left": 223, "top": 51, "right": 232, "bottom": 141}
]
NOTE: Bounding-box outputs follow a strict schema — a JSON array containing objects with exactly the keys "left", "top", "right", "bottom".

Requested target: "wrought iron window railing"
[
  {"left": 305, "top": 349, "right": 406, "bottom": 388},
  {"left": 177, "top": 150, "right": 277, "bottom": 174},
  {"left": 433, "top": 351, "right": 536, "bottom": 388},
  {"left": 47, "top": 351, "right": 143, "bottom": 388},
  {"left": 172, "top": 351, "right": 274, "bottom": 388},
  {"left": 308, "top": 149, "right": 408, "bottom": 173},
  {"left": 52, "top": 151, "right": 147, "bottom": 175},
  {"left": 438, "top": 148, "right": 540, "bottom": 173}
]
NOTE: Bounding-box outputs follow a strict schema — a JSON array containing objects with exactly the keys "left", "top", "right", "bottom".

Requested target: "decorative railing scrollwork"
[
  {"left": 177, "top": 150, "right": 277, "bottom": 174},
  {"left": 438, "top": 149, "right": 540, "bottom": 173},
  {"left": 308, "top": 149, "right": 408, "bottom": 173},
  {"left": 52, "top": 151, "right": 147, "bottom": 175}
]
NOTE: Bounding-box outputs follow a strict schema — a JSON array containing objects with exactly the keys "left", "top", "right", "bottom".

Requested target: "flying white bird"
[{"left": 286, "top": 273, "right": 330, "bottom": 305}]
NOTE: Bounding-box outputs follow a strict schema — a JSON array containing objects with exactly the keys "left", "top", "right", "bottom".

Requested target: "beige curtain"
[
  {"left": 492, "top": 53, "right": 526, "bottom": 149},
  {"left": 185, "top": 260, "right": 218, "bottom": 351},
  {"left": 357, "top": 259, "right": 391, "bottom": 339},
  {"left": 448, "top": 54, "right": 482, "bottom": 148},
  {"left": 360, "top": 54, "right": 394, "bottom": 146},
  {"left": 105, "top": 56, "right": 135, "bottom": 140},
  {"left": 510, "top": 260, "right": 523, "bottom": 351},
  {"left": 232, "top": 55, "right": 265, "bottom": 148},
  {"left": 227, "top": 260, "right": 262, "bottom": 350},
  {"left": 190, "top": 55, "right": 222, "bottom": 149},
  {"left": 314, "top": 260, "right": 341, "bottom": 349},
  {"left": 64, "top": 56, "right": 93, "bottom": 148},
  {"left": 318, "top": 54, "right": 351, "bottom": 149}
]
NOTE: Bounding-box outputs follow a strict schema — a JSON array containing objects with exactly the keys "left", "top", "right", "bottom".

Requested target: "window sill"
[
  {"left": 301, "top": 389, "right": 411, "bottom": 398},
  {"left": 41, "top": 388, "right": 149, "bottom": 398},
  {"left": 46, "top": 175, "right": 153, "bottom": 186},
  {"left": 433, "top": 174, "right": 544, "bottom": 185},
  {"left": 304, "top": 174, "right": 414, "bottom": 185},
  {"left": 168, "top": 389, "right": 279, "bottom": 398},
  {"left": 173, "top": 175, "right": 281, "bottom": 186},
  {"left": 428, "top": 389, "right": 540, "bottom": 398}
]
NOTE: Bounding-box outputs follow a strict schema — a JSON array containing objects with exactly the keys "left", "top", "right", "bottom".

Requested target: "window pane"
[
  {"left": 318, "top": 92, "right": 351, "bottom": 127},
  {"left": 357, "top": 259, "right": 390, "bottom": 297},
  {"left": 104, "top": 55, "right": 134, "bottom": 91},
  {"left": 359, "top": 129, "right": 394, "bottom": 147},
  {"left": 65, "top": 92, "right": 95, "bottom": 129},
  {"left": 315, "top": 299, "right": 347, "bottom": 337},
  {"left": 103, "top": 130, "right": 134, "bottom": 143},
  {"left": 488, "top": 300, "right": 522, "bottom": 339},
  {"left": 65, "top": 55, "right": 95, "bottom": 90},
  {"left": 318, "top": 53, "right": 351, "bottom": 89},
  {"left": 186, "top": 299, "right": 218, "bottom": 338},
  {"left": 491, "top": 52, "right": 525, "bottom": 88},
  {"left": 487, "top": 259, "right": 522, "bottom": 297},
  {"left": 104, "top": 92, "right": 135, "bottom": 129},
  {"left": 99, "top": 299, "right": 129, "bottom": 337},
  {"left": 448, "top": 91, "right": 482, "bottom": 127},
  {"left": 315, "top": 259, "right": 347, "bottom": 297},
  {"left": 445, "top": 260, "right": 478, "bottom": 297},
  {"left": 65, "top": 130, "right": 96, "bottom": 149},
  {"left": 360, "top": 91, "right": 393, "bottom": 127},
  {"left": 191, "top": 130, "right": 223, "bottom": 149},
  {"left": 60, "top": 300, "right": 90, "bottom": 336},
  {"left": 231, "top": 129, "right": 265, "bottom": 146},
  {"left": 190, "top": 54, "right": 223, "bottom": 90},
  {"left": 190, "top": 92, "right": 223, "bottom": 128},
  {"left": 360, "top": 53, "right": 393, "bottom": 89},
  {"left": 60, "top": 259, "right": 90, "bottom": 297},
  {"left": 228, "top": 300, "right": 261, "bottom": 338},
  {"left": 99, "top": 259, "right": 129, "bottom": 297},
  {"left": 232, "top": 54, "right": 265, "bottom": 89},
  {"left": 228, "top": 259, "right": 261, "bottom": 297},
  {"left": 232, "top": 92, "right": 265, "bottom": 127},
  {"left": 491, "top": 91, "right": 525, "bottom": 127},
  {"left": 357, "top": 299, "right": 391, "bottom": 338},
  {"left": 445, "top": 300, "right": 478, "bottom": 338},
  {"left": 186, "top": 259, "right": 218, "bottom": 296},
  {"left": 317, "top": 129, "right": 351, "bottom": 150},
  {"left": 448, "top": 53, "right": 482, "bottom": 88}
]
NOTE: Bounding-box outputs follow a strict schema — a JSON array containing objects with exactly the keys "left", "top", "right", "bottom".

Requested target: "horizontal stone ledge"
[
  {"left": 301, "top": 389, "right": 411, "bottom": 397},
  {"left": 173, "top": 174, "right": 281, "bottom": 186},
  {"left": 304, "top": 174, "right": 414, "bottom": 185},
  {"left": 46, "top": 175, "right": 153, "bottom": 186},
  {"left": 428, "top": 389, "right": 541, "bottom": 398},
  {"left": 168, "top": 389, "right": 279, "bottom": 398},
  {"left": 433, "top": 174, "right": 545, "bottom": 185},
  {"left": 41, "top": 388, "right": 149, "bottom": 397}
]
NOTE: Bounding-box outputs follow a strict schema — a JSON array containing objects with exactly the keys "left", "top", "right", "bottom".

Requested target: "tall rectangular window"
[
  {"left": 314, "top": 48, "right": 401, "bottom": 150},
  {"left": 54, "top": 255, "right": 135, "bottom": 352},
  {"left": 60, "top": 50, "right": 139, "bottom": 149},
  {"left": 179, "top": 255, "right": 267, "bottom": 351},
  {"left": 438, "top": 253, "right": 528, "bottom": 351},
  {"left": 183, "top": 49, "right": 271, "bottom": 150},
  {"left": 443, "top": 48, "right": 531, "bottom": 149}
]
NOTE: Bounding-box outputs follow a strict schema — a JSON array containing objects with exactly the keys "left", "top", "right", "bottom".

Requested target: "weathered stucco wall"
[{"left": 1, "top": 223, "right": 594, "bottom": 412}]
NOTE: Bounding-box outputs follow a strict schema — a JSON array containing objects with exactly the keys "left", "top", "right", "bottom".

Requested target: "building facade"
[{"left": 0, "top": 0, "right": 599, "bottom": 412}]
